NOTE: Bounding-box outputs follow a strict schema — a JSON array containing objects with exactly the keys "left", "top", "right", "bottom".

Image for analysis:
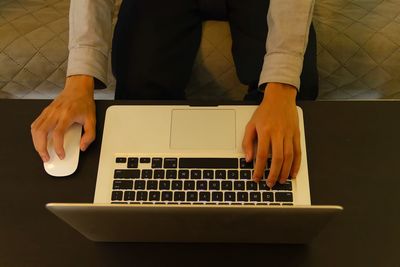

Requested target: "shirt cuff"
[
  {"left": 258, "top": 52, "right": 304, "bottom": 90},
  {"left": 67, "top": 46, "right": 108, "bottom": 89}
]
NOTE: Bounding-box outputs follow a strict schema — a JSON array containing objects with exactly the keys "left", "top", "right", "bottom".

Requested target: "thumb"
[
  {"left": 242, "top": 123, "right": 256, "bottom": 162},
  {"left": 80, "top": 119, "right": 96, "bottom": 151}
]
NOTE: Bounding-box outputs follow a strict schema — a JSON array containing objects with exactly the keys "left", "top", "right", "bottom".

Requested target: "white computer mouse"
[{"left": 44, "top": 123, "right": 82, "bottom": 177}]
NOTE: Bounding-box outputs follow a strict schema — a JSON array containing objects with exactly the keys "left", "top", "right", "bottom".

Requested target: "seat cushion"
[{"left": 0, "top": 0, "right": 399, "bottom": 99}]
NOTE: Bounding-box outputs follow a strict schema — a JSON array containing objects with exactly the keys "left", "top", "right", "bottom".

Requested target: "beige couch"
[{"left": 1, "top": 0, "right": 399, "bottom": 100}]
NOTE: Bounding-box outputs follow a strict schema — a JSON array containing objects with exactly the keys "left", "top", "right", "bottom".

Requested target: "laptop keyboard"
[{"left": 111, "top": 156, "right": 294, "bottom": 205}]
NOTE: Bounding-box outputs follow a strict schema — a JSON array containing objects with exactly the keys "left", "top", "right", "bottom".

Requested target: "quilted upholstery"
[
  {"left": 314, "top": 0, "right": 400, "bottom": 99},
  {"left": 0, "top": 0, "right": 399, "bottom": 99}
]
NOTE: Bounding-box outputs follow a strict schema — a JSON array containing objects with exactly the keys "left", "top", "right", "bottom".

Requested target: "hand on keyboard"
[
  {"left": 242, "top": 83, "right": 301, "bottom": 188},
  {"left": 112, "top": 156, "right": 294, "bottom": 205}
]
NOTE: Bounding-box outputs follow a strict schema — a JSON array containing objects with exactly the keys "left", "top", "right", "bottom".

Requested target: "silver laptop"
[{"left": 47, "top": 105, "right": 343, "bottom": 243}]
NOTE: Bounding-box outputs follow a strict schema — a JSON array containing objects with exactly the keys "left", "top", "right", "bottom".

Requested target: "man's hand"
[
  {"left": 31, "top": 75, "right": 96, "bottom": 162},
  {"left": 242, "top": 83, "right": 301, "bottom": 188}
]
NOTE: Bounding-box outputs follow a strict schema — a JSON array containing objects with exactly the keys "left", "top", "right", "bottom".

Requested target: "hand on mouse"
[
  {"left": 242, "top": 82, "right": 301, "bottom": 188},
  {"left": 31, "top": 75, "right": 96, "bottom": 162}
]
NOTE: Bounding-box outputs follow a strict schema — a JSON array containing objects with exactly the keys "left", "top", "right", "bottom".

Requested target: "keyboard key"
[
  {"left": 124, "top": 191, "right": 135, "bottom": 201},
  {"left": 184, "top": 181, "right": 195, "bottom": 190},
  {"left": 141, "top": 169, "right": 152, "bottom": 179},
  {"left": 227, "top": 170, "right": 238, "bottom": 179},
  {"left": 212, "top": 192, "right": 223, "bottom": 201},
  {"left": 113, "top": 180, "right": 133, "bottom": 190},
  {"left": 179, "top": 158, "right": 238, "bottom": 169},
  {"left": 114, "top": 169, "right": 140, "bottom": 179},
  {"left": 164, "top": 158, "right": 178, "bottom": 168},
  {"left": 262, "top": 192, "right": 274, "bottom": 202},
  {"left": 246, "top": 181, "right": 258, "bottom": 191},
  {"left": 154, "top": 170, "right": 165, "bottom": 179},
  {"left": 240, "top": 170, "right": 251, "bottom": 180},
  {"left": 134, "top": 180, "right": 145, "bottom": 190},
  {"left": 203, "top": 170, "right": 214, "bottom": 179},
  {"left": 240, "top": 158, "right": 253, "bottom": 169},
  {"left": 259, "top": 182, "right": 269, "bottom": 191},
  {"left": 127, "top": 157, "right": 138, "bottom": 168},
  {"left": 267, "top": 158, "right": 272, "bottom": 169},
  {"left": 146, "top": 180, "right": 158, "bottom": 190},
  {"left": 136, "top": 191, "right": 148, "bottom": 201},
  {"left": 149, "top": 191, "right": 161, "bottom": 201},
  {"left": 250, "top": 192, "right": 261, "bottom": 202},
  {"left": 140, "top": 157, "right": 150, "bottom": 163},
  {"left": 215, "top": 170, "right": 226, "bottom": 179},
  {"left": 272, "top": 181, "right": 292, "bottom": 191},
  {"left": 166, "top": 170, "right": 177, "bottom": 179},
  {"left": 275, "top": 192, "right": 293, "bottom": 202},
  {"left": 224, "top": 192, "right": 236, "bottom": 202},
  {"left": 264, "top": 170, "right": 270, "bottom": 179},
  {"left": 162, "top": 191, "right": 173, "bottom": 201},
  {"left": 171, "top": 180, "right": 183, "bottom": 190},
  {"left": 209, "top": 181, "right": 220, "bottom": 190},
  {"left": 152, "top": 158, "right": 162, "bottom": 168},
  {"left": 199, "top": 192, "right": 211, "bottom": 201},
  {"left": 234, "top": 181, "right": 245, "bottom": 190},
  {"left": 115, "top": 157, "right": 126, "bottom": 163},
  {"left": 187, "top": 191, "right": 198, "bottom": 201},
  {"left": 159, "top": 180, "right": 171, "bottom": 190},
  {"left": 174, "top": 191, "right": 185, "bottom": 201},
  {"left": 111, "top": 191, "right": 123, "bottom": 201},
  {"left": 196, "top": 181, "right": 207, "bottom": 190},
  {"left": 221, "top": 181, "right": 232, "bottom": 191},
  {"left": 237, "top": 192, "right": 249, "bottom": 202},
  {"left": 178, "top": 170, "right": 189, "bottom": 179},
  {"left": 190, "top": 170, "right": 201, "bottom": 179}
]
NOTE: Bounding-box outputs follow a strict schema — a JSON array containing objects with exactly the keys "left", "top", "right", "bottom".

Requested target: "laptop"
[{"left": 47, "top": 105, "right": 343, "bottom": 243}]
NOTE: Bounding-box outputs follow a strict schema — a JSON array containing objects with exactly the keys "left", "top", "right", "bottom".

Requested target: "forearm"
[
  {"left": 259, "top": 0, "right": 315, "bottom": 90},
  {"left": 67, "top": 0, "right": 115, "bottom": 88}
]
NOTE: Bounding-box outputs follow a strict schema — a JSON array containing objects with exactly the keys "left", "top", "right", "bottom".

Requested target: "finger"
[
  {"left": 279, "top": 136, "right": 294, "bottom": 184},
  {"left": 290, "top": 130, "right": 301, "bottom": 179},
  {"left": 52, "top": 117, "right": 74, "bottom": 160},
  {"left": 30, "top": 107, "right": 50, "bottom": 132},
  {"left": 267, "top": 136, "right": 283, "bottom": 188},
  {"left": 253, "top": 133, "right": 270, "bottom": 182},
  {"left": 80, "top": 118, "right": 96, "bottom": 151},
  {"left": 242, "top": 123, "right": 256, "bottom": 162},
  {"left": 31, "top": 116, "right": 57, "bottom": 162}
]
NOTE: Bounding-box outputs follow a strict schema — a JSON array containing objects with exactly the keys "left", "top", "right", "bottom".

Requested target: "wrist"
[
  {"left": 64, "top": 75, "right": 94, "bottom": 97},
  {"left": 263, "top": 83, "right": 297, "bottom": 103}
]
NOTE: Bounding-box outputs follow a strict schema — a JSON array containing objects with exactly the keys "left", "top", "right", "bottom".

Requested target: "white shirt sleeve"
[
  {"left": 258, "top": 0, "right": 315, "bottom": 90},
  {"left": 66, "top": 0, "right": 114, "bottom": 88}
]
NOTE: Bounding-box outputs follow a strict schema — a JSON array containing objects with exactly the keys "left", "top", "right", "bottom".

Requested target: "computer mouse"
[{"left": 44, "top": 123, "right": 82, "bottom": 177}]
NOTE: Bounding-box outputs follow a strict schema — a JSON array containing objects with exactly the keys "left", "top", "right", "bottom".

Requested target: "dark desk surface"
[{"left": 1, "top": 100, "right": 399, "bottom": 267}]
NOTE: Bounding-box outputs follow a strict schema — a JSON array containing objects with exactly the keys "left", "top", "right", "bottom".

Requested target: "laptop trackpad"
[{"left": 170, "top": 109, "right": 236, "bottom": 150}]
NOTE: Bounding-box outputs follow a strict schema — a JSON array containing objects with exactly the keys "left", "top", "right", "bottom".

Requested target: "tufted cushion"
[
  {"left": 314, "top": 0, "right": 400, "bottom": 99},
  {"left": 0, "top": 0, "right": 399, "bottom": 99}
]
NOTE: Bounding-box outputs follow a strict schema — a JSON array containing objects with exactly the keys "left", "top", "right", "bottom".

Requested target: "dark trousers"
[{"left": 112, "top": 0, "right": 319, "bottom": 102}]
